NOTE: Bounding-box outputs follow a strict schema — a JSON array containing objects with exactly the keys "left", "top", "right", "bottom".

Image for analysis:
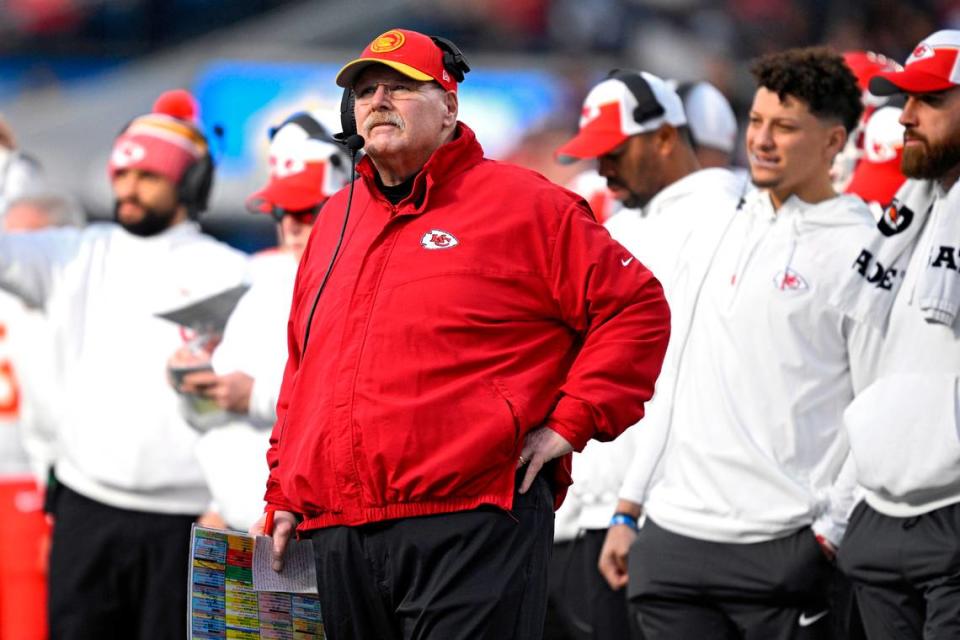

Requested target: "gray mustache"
[{"left": 363, "top": 113, "right": 405, "bottom": 134}]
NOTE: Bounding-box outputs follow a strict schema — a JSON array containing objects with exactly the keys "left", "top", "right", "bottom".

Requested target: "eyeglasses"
[
  {"left": 353, "top": 81, "right": 438, "bottom": 104},
  {"left": 270, "top": 206, "right": 320, "bottom": 224}
]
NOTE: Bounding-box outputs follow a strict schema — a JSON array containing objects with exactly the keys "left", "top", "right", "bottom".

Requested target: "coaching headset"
[{"left": 178, "top": 149, "right": 214, "bottom": 219}]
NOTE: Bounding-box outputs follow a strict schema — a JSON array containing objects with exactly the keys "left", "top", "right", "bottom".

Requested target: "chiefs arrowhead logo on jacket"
[
  {"left": 420, "top": 229, "right": 459, "bottom": 250},
  {"left": 773, "top": 268, "right": 808, "bottom": 291}
]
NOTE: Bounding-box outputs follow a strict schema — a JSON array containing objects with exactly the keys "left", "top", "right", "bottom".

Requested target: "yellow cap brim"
[{"left": 335, "top": 58, "right": 434, "bottom": 88}]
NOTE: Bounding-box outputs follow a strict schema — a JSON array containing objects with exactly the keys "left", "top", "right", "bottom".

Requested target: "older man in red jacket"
[{"left": 252, "top": 29, "right": 670, "bottom": 640}]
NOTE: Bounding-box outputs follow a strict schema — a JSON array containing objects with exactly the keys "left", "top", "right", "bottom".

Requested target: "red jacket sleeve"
[
  {"left": 262, "top": 246, "right": 310, "bottom": 513},
  {"left": 544, "top": 200, "right": 671, "bottom": 451}
]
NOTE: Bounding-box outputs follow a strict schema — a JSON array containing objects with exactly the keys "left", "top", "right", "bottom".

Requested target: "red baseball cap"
[
  {"left": 845, "top": 106, "right": 906, "bottom": 207},
  {"left": 245, "top": 113, "right": 349, "bottom": 215},
  {"left": 870, "top": 30, "right": 960, "bottom": 96},
  {"left": 843, "top": 51, "right": 902, "bottom": 93},
  {"left": 336, "top": 29, "right": 458, "bottom": 92},
  {"left": 555, "top": 71, "right": 686, "bottom": 164}
]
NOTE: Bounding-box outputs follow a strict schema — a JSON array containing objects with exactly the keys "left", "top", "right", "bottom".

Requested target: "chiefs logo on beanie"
[{"left": 108, "top": 89, "right": 208, "bottom": 186}]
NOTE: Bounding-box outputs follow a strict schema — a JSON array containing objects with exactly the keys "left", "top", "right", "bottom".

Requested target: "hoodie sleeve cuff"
[{"left": 811, "top": 513, "right": 845, "bottom": 548}]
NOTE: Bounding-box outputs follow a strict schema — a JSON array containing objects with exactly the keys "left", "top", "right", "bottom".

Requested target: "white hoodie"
[
  {"left": 0, "top": 289, "right": 61, "bottom": 483},
  {"left": 842, "top": 181, "right": 960, "bottom": 517},
  {"left": 621, "top": 189, "right": 880, "bottom": 545},
  {"left": 189, "top": 250, "right": 297, "bottom": 530},
  {"left": 0, "top": 222, "right": 248, "bottom": 514},
  {"left": 556, "top": 168, "right": 746, "bottom": 539}
]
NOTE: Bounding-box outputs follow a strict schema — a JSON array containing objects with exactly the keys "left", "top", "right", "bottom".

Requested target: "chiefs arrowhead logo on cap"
[
  {"left": 908, "top": 43, "right": 935, "bottom": 63},
  {"left": 111, "top": 140, "right": 146, "bottom": 167},
  {"left": 271, "top": 154, "right": 306, "bottom": 179},
  {"left": 579, "top": 102, "right": 604, "bottom": 127},
  {"left": 371, "top": 30, "right": 405, "bottom": 53}
]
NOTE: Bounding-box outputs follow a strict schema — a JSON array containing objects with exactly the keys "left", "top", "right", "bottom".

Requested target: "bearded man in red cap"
[
  {"left": 252, "top": 29, "right": 671, "bottom": 640},
  {"left": 0, "top": 91, "right": 248, "bottom": 639},
  {"left": 833, "top": 29, "right": 960, "bottom": 640}
]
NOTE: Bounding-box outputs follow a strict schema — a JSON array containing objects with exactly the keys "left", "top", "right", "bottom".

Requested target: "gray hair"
[{"left": 4, "top": 190, "right": 86, "bottom": 228}]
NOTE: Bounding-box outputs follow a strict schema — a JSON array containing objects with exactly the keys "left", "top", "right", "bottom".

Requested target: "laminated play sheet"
[{"left": 188, "top": 525, "right": 323, "bottom": 639}]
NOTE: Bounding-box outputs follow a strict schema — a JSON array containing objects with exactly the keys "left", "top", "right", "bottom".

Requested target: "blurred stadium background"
[{"left": 0, "top": 0, "right": 947, "bottom": 250}]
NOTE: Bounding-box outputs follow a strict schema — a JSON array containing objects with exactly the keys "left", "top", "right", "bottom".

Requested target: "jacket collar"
[{"left": 357, "top": 122, "right": 484, "bottom": 212}]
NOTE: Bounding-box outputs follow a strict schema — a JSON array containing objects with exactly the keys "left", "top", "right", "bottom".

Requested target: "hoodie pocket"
[{"left": 845, "top": 372, "right": 960, "bottom": 499}]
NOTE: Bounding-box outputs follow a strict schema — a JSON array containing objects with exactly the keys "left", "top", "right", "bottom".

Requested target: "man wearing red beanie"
[
  {"left": 252, "top": 29, "right": 671, "bottom": 640},
  {"left": 0, "top": 91, "right": 248, "bottom": 639}
]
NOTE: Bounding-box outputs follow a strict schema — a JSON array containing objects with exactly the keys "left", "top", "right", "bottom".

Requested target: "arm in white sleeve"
[
  {"left": 810, "top": 317, "right": 882, "bottom": 545},
  {"left": 618, "top": 384, "right": 673, "bottom": 505},
  {"left": 247, "top": 373, "right": 281, "bottom": 427},
  {"left": 0, "top": 151, "right": 44, "bottom": 213},
  {"left": 0, "top": 227, "right": 80, "bottom": 308},
  {"left": 844, "top": 315, "right": 884, "bottom": 395},
  {"left": 209, "top": 280, "right": 284, "bottom": 429},
  {"left": 812, "top": 453, "right": 860, "bottom": 546}
]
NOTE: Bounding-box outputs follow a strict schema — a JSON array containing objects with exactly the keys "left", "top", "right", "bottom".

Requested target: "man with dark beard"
[
  {"left": 548, "top": 71, "right": 744, "bottom": 640},
  {"left": 0, "top": 91, "right": 247, "bottom": 639},
  {"left": 832, "top": 30, "right": 960, "bottom": 640}
]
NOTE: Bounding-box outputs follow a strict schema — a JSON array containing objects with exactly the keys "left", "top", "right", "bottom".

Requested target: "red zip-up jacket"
[{"left": 265, "top": 123, "right": 670, "bottom": 530}]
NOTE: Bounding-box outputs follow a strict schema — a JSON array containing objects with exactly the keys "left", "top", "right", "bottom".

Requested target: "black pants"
[
  {"left": 547, "top": 530, "right": 642, "bottom": 640},
  {"left": 48, "top": 483, "right": 197, "bottom": 640},
  {"left": 309, "top": 474, "right": 554, "bottom": 640},
  {"left": 838, "top": 500, "right": 960, "bottom": 640},
  {"left": 628, "top": 520, "right": 835, "bottom": 640}
]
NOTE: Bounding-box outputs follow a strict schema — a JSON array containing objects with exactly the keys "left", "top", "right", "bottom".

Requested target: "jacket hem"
[
  {"left": 863, "top": 490, "right": 960, "bottom": 518},
  {"left": 644, "top": 508, "right": 819, "bottom": 544},
  {"left": 298, "top": 493, "right": 516, "bottom": 530},
  {"left": 55, "top": 459, "right": 209, "bottom": 515}
]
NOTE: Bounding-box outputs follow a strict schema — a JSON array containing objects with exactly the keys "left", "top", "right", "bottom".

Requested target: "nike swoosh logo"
[
  {"left": 621, "top": 257, "right": 634, "bottom": 267},
  {"left": 798, "top": 610, "right": 829, "bottom": 627}
]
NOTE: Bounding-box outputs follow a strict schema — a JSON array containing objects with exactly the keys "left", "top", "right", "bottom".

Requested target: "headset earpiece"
[
  {"left": 338, "top": 88, "right": 357, "bottom": 140},
  {"left": 178, "top": 151, "right": 214, "bottom": 219},
  {"left": 429, "top": 36, "right": 471, "bottom": 83},
  {"left": 334, "top": 88, "right": 364, "bottom": 152}
]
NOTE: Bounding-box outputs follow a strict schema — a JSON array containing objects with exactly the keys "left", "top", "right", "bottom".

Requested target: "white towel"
[
  {"left": 829, "top": 179, "right": 937, "bottom": 330},
  {"left": 917, "top": 186, "right": 960, "bottom": 325}
]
